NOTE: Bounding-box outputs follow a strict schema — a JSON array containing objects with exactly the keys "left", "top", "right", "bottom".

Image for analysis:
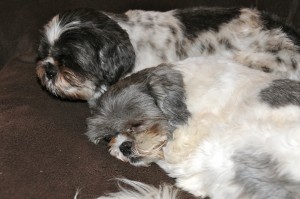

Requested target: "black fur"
[
  {"left": 260, "top": 79, "right": 300, "bottom": 107},
  {"left": 260, "top": 12, "right": 300, "bottom": 49},
  {"left": 37, "top": 8, "right": 135, "bottom": 87},
  {"left": 175, "top": 7, "right": 241, "bottom": 40}
]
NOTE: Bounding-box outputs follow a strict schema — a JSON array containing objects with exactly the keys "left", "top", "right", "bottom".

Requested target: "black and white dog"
[
  {"left": 86, "top": 56, "right": 300, "bottom": 199},
  {"left": 36, "top": 7, "right": 300, "bottom": 106}
]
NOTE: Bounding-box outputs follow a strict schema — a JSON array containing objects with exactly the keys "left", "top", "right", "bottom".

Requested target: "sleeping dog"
[
  {"left": 36, "top": 7, "right": 300, "bottom": 106},
  {"left": 86, "top": 57, "right": 300, "bottom": 199}
]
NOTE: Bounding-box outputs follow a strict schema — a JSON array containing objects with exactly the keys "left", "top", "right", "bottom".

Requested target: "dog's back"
[{"left": 160, "top": 57, "right": 300, "bottom": 199}]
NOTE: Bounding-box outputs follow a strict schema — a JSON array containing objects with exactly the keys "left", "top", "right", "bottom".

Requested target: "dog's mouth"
[
  {"left": 121, "top": 153, "right": 156, "bottom": 167},
  {"left": 108, "top": 145, "right": 149, "bottom": 167}
]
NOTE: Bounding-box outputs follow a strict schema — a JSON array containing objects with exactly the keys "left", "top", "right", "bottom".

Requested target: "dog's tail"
[{"left": 75, "top": 178, "right": 179, "bottom": 199}]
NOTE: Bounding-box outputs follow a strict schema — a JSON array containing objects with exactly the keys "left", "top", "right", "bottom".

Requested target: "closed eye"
[
  {"left": 127, "top": 122, "right": 143, "bottom": 133},
  {"left": 102, "top": 135, "right": 113, "bottom": 143},
  {"left": 102, "top": 132, "right": 119, "bottom": 143}
]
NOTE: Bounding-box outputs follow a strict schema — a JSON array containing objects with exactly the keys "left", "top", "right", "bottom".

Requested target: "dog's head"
[
  {"left": 36, "top": 8, "right": 135, "bottom": 100},
  {"left": 86, "top": 64, "right": 190, "bottom": 166}
]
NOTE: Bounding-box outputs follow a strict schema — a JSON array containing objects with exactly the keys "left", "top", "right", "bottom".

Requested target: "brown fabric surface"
[{"left": 1, "top": 0, "right": 299, "bottom": 198}]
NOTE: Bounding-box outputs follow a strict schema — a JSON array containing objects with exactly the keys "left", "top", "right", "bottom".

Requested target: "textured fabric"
[{"left": 0, "top": 0, "right": 299, "bottom": 198}]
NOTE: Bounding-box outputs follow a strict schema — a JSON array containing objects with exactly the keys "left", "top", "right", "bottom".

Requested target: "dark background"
[{"left": 0, "top": 1, "right": 299, "bottom": 198}]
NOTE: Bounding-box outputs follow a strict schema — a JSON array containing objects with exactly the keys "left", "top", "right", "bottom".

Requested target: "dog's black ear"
[
  {"left": 66, "top": 9, "right": 136, "bottom": 86},
  {"left": 99, "top": 37, "right": 136, "bottom": 85},
  {"left": 146, "top": 64, "right": 190, "bottom": 127}
]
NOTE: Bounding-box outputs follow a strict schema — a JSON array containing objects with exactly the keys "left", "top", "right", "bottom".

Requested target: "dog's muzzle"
[{"left": 45, "top": 62, "right": 57, "bottom": 80}]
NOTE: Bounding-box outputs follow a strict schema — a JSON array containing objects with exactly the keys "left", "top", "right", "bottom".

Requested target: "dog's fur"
[
  {"left": 74, "top": 179, "right": 179, "bottom": 199},
  {"left": 86, "top": 57, "right": 300, "bottom": 199},
  {"left": 36, "top": 7, "right": 300, "bottom": 106}
]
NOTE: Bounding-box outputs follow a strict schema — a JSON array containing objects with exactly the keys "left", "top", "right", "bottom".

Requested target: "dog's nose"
[
  {"left": 45, "top": 63, "right": 57, "bottom": 80},
  {"left": 119, "top": 141, "right": 132, "bottom": 156}
]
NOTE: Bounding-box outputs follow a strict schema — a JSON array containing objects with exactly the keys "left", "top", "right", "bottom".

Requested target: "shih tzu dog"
[
  {"left": 86, "top": 56, "right": 300, "bottom": 199},
  {"left": 36, "top": 7, "right": 300, "bottom": 106}
]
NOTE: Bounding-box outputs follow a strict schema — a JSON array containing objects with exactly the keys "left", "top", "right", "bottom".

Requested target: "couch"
[{"left": 1, "top": 0, "right": 299, "bottom": 198}]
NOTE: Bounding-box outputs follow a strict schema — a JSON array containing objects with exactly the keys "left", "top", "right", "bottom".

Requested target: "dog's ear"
[
  {"left": 145, "top": 65, "right": 190, "bottom": 128},
  {"left": 98, "top": 33, "right": 136, "bottom": 85},
  {"left": 70, "top": 10, "right": 136, "bottom": 86}
]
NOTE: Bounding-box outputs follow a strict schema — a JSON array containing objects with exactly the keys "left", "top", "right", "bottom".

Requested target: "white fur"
[
  {"left": 97, "top": 179, "right": 178, "bottom": 199},
  {"left": 109, "top": 134, "right": 132, "bottom": 163},
  {"left": 114, "top": 8, "right": 300, "bottom": 79},
  {"left": 117, "top": 10, "right": 182, "bottom": 72},
  {"left": 156, "top": 57, "right": 300, "bottom": 198},
  {"left": 105, "top": 57, "right": 300, "bottom": 198},
  {"left": 45, "top": 15, "right": 80, "bottom": 45},
  {"left": 74, "top": 179, "right": 178, "bottom": 199}
]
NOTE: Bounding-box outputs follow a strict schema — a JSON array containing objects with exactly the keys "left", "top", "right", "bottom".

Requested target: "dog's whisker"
[{"left": 133, "top": 140, "right": 167, "bottom": 159}]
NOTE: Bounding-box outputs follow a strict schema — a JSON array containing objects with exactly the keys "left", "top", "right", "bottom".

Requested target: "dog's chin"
[
  {"left": 108, "top": 144, "right": 152, "bottom": 167},
  {"left": 109, "top": 151, "right": 154, "bottom": 167},
  {"left": 41, "top": 78, "right": 96, "bottom": 100}
]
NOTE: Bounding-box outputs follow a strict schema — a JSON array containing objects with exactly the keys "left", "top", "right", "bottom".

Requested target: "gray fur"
[
  {"left": 86, "top": 64, "right": 190, "bottom": 143},
  {"left": 232, "top": 147, "right": 300, "bottom": 199},
  {"left": 218, "top": 37, "right": 236, "bottom": 50},
  {"left": 260, "top": 79, "right": 300, "bottom": 107},
  {"left": 145, "top": 64, "right": 190, "bottom": 126},
  {"left": 291, "top": 58, "right": 298, "bottom": 69}
]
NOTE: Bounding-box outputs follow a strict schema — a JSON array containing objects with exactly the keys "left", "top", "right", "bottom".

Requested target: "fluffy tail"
[{"left": 75, "top": 178, "right": 179, "bottom": 199}]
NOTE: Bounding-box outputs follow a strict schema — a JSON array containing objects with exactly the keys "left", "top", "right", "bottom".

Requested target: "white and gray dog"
[
  {"left": 36, "top": 7, "right": 300, "bottom": 106},
  {"left": 86, "top": 57, "right": 300, "bottom": 199}
]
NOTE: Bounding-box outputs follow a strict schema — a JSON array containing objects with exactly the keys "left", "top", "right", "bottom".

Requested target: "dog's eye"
[
  {"left": 126, "top": 127, "right": 136, "bottom": 133},
  {"left": 126, "top": 123, "right": 142, "bottom": 133},
  {"left": 132, "top": 122, "right": 142, "bottom": 128},
  {"left": 103, "top": 135, "right": 113, "bottom": 143},
  {"left": 102, "top": 132, "right": 119, "bottom": 143}
]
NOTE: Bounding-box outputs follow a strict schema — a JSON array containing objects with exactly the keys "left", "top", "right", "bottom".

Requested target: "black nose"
[
  {"left": 119, "top": 141, "right": 132, "bottom": 156},
  {"left": 45, "top": 63, "right": 57, "bottom": 80}
]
